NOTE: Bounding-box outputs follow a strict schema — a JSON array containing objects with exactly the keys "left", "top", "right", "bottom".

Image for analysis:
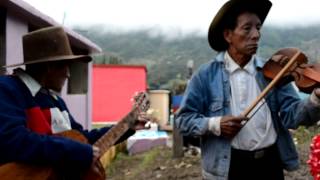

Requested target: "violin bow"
[{"left": 241, "top": 50, "right": 301, "bottom": 120}]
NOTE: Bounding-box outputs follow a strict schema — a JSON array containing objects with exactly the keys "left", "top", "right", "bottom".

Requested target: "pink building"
[
  {"left": 1, "top": 0, "right": 101, "bottom": 128},
  {"left": 92, "top": 64, "right": 147, "bottom": 124}
]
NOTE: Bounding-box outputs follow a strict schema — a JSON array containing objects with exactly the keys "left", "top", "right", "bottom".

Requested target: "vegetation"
[
  {"left": 107, "top": 147, "right": 169, "bottom": 179},
  {"left": 74, "top": 24, "right": 320, "bottom": 93},
  {"left": 294, "top": 126, "right": 320, "bottom": 145}
]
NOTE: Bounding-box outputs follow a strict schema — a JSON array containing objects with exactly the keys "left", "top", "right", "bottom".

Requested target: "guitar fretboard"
[{"left": 93, "top": 110, "right": 136, "bottom": 155}]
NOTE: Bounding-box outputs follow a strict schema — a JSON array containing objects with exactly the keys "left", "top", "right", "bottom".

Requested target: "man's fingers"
[
  {"left": 92, "top": 146, "right": 101, "bottom": 161},
  {"left": 220, "top": 115, "right": 248, "bottom": 139},
  {"left": 233, "top": 116, "right": 249, "bottom": 121},
  {"left": 314, "top": 88, "right": 320, "bottom": 98},
  {"left": 137, "top": 112, "right": 151, "bottom": 122}
]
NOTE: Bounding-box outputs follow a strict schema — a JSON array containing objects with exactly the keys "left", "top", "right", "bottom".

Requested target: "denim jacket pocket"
[{"left": 208, "top": 101, "right": 223, "bottom": 116}]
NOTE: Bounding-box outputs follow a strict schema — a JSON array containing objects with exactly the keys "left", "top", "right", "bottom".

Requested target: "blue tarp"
[{"left": 172, "top": 95, "right": 183, "bottom": 108}]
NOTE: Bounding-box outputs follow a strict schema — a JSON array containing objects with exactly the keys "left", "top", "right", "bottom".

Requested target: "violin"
[
  {"left": 241, "top": 47, "right": 320, "bottom": 118},
  {"left": 262, "top": 48, "right": 320, "bottom": 94}
]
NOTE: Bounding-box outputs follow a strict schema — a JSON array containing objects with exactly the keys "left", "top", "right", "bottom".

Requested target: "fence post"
[{"left": 173, "top": 116, "right": 184, "bottom": 158}]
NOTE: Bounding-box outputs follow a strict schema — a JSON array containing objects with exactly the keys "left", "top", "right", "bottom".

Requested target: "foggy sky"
[{"left": 24, "top": 0, "right": 320, "bottom": 34}]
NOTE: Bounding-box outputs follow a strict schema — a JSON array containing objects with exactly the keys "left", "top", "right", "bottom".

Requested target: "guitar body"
[
  {"left": 0, "top": 130, "right": 106, "bottom": 180},
  {"left": 0, "top": 92, "right": 150, "bottom": 180},
  {"left": 0, "top": 163, "right": 55, "bottom": 180}
]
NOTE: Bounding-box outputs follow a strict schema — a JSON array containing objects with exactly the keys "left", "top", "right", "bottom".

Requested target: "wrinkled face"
[
  {"left": 45, "top": 61, "right": 70, "bottom": 92},
  {"left": 224, "top": 12, "right": 261, "bottom": 56}
]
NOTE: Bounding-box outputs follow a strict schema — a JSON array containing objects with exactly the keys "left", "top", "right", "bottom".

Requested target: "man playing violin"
[{"left": 176, "top": 0, "right": 320, "bottom": 179}]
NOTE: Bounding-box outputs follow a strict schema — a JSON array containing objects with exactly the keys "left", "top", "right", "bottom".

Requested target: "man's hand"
[
  {"left": 270, "top": 54, "right": 289, "bottom": 66},
  {"left": 90, "top": 146, "right": 101, "bottom": 171},
  {"left": 131, "top": 112, "right": 151, "bottom": 130},
  {"left": 92, "top": 146, "right": 101, "bottom": 162},
  {"left": 87, "top": 146, "right": 105, "bottom": 179},
  {"left": 314, "top": 88, "right": 320, "bottom": 98},
  {"left": 220, "top": 115, "right": 248, "bottom": 139}
]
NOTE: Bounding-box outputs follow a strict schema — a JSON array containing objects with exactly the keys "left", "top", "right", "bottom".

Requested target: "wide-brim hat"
[
  {"left": 208, "top": 0, "right": 272, "bottom": 51},
  {"left": 4, "top": 26, "right": 92, "bottom": 68}
]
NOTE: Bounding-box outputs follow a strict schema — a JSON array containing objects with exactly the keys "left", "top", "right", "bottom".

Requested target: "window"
[{"left": 67, "top": 47, "right": 89, "bottom": 94}]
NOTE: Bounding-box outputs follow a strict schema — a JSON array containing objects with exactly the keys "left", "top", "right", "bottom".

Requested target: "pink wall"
[{"left": 92, "top": 65, "right": 147, "bottom": 124}]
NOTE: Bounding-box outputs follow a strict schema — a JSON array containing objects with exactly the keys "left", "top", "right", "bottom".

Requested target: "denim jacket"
[{"left": 175, "top": 52, "right": 320, "bottom": 180}]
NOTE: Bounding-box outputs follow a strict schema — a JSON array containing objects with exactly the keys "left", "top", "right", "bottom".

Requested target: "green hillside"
[{"left": 74, "top": 25, "right": 320, "bottom": 91}]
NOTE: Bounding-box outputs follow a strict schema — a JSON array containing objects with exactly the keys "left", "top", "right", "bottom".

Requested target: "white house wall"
[
  {"left": 61, "top": 69, "right": 92, "bottom": 129},
  {"left": 5, "top": 11, "right": 27, "bottom": 74}
]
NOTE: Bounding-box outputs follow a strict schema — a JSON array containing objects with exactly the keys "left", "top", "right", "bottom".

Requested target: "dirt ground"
[
  {"left": 106, "top": 136, "right": 314, "bottom": 180},
  {"left": 107, "top": 146, "right": 202, "bottom": 180}
]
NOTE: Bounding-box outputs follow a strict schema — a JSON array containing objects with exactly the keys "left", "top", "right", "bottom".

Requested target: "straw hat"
[
  {"left": 4, "top": 26, "right": 91, "bottom": 67},
  {"left": 208, "top": 0, "right": 272, "bottom": 51}
]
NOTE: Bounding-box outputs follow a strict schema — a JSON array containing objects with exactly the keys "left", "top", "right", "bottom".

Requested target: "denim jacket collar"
[{"left": 215, "top": 51, "right": 265, "bottom": 69}]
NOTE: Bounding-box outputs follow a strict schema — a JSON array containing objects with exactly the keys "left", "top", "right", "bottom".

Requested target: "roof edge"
[{"left": 7, "top": 0, "right": 102, "bottom": 53}]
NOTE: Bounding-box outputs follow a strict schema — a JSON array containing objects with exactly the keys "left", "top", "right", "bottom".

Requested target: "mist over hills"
[{"left": 74, "top": 25, "right": 320, "bottom": 89}]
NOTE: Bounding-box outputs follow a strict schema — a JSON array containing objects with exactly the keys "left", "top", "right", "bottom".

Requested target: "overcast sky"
[{"left": 24, "top": 0, "right": 320, "bottom": 34}]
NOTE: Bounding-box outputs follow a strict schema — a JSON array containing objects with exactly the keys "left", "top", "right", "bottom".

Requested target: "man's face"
[
  {"left": 45, "top": 61, "right": 70, "bottom": 92},
  {"left": 224, "top": 12, "right": 261, "bottom": 56}
]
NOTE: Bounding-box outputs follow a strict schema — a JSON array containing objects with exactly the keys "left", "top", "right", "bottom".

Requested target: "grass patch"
[
  {"left": 292, "top": 125, "right": 320, "bottom": 145},
  {"left": 92, "top": 124, "right": 112, "bottom": 129},
  {"left": 106, "top": 147, "right": 164, "bottom": 179}
]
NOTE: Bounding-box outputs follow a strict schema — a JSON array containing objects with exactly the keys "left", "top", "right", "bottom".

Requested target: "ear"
[{"left": 223, "top": 29, "right": 232, "bottom": 44}]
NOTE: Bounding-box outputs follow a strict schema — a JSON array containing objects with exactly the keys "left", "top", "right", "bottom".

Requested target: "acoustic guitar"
[{"left": 0, "top": 92, "right": 150, "bottom": 180}]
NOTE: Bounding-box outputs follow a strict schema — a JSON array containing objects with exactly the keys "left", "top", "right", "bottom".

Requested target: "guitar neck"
[{"left": 93, "top": 110, "right": 136, "bottom": 155}]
